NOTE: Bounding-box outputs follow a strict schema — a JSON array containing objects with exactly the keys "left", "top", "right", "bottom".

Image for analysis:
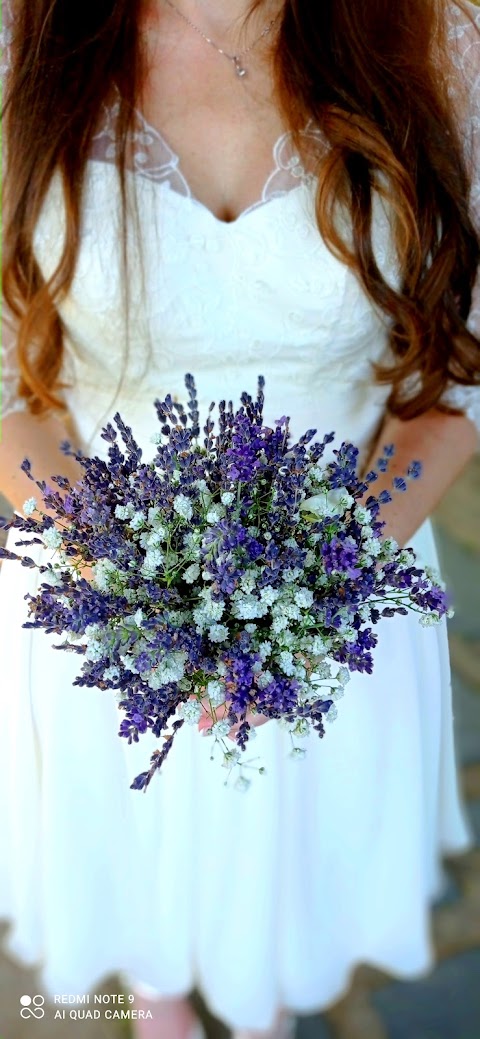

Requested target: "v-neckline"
[{"left": 94, "top": 95, "right": 321, "bottom": 227}]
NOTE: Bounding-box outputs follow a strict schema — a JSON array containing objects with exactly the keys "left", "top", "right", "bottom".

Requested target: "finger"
[
  {"left": 228, "top": 712, "right": 269, "bottom": 740},
  {"left": 197, "top": 699, "right": 228, "bottom": 733}
]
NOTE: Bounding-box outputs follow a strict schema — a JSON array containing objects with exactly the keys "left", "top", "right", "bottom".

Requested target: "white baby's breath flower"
[
  {"left": 354, "top": 505, "right": 373, "bottom": 526},
  {"left": 382, "top": 536, "right": 399, "bottom": 556},
  {"left": 40, "top": 568, "right": 62, "bottom": 587},
  {"left": 297, "top": 683, "right": 315, "bottom": 704},
  {"left": 290, "top": 718, "right": 311, "bottom": 738},
  {"left": 239, "top": 572, "right": 257, "bottom": 594},
  {"left": 309, "top": 661, "right": 333, "bottom": 681},
  {"left": 424, "top": 565, "right": 446, "bottom": 591},
  {"left": 222, "top": 748, "right": 241, "bottom": 768},
  {"left": 148, "top": 650, "right": 187, "bottom": 688},
  {"left": 235, "top": 775, "right": 251, "bottom": 793},
  {"left": 232, "top": 595, "right": 268, "bottom": 620},
  {"left": 308, "top": 464, "right": 327, "bottom": 484},
  {"left": 184, "top": 562, "right": 200, "bottom": 584},
  {"left": 147, "top": 507, "right": 167, "bottom": 531},
  {"left": 149, "top": 432, "right": 162, "bottom": 445},
  {"left": 129, "top": 510, "right": 146, "bottom": 531},
  {"left": 173, "top": 494, "right": 193, "bottom": 521},
  {"left": 120, "top": 654, "right": 140, "bottom": 674},
  {"left": 420, "top": 612, "right": 441, "bottom": 627},
  {"left": 208, "top": 623, "right": 229, "bottom": 643},
  {"left": 42, "top": 526, "right": 63, "bottom": 550},
  {"left": 221, "top": 491, "right": 235, "bottom": 506},
  {"left": 271, "top": 615, "right": 288, "bottom": 633},
  {"left": 278, "top": 650, "right": 295, "bottom": 676},
  {"left": 256, "top": 670, "right": 273, "bottom": 689},
  {"left": 92, "top": 558, "right": 118, "bottom": 591},
  {"left": 141, "top": 548, "right": 164, "bottom": 576},
  {"left": 23, "top": 497, "right": 37, "bottom": 517},
  {"left": 172, "top": 470, "right": 182, "bottom": 485},
  {"left": 282, "top": 568, "right": 302, "bottom": 583},
  {"left": 139, "top": 529, "right": 166, "bottom": 549},
  {"left": 281, "top": 629, "right": 300, "bottom": 652},
  {"left": 85, "top": 640, "right": 104, "bottom": 662},
  {"left": 206, "top": 505, "right": 224, "bottom": 524},
  {"left": 257, "top": 640, "right": 272, "bottom": 661},
  {"left": 193, "top": 593, "right": 224, "bottom": 626},
  {"left": 211, "top": 719, "right": 231, "bottom": 739},
  {"left": 294, "top": 588, "right": 314, "bottom": 609},
  {"left": 300, "top": 488, "right": 354, "bottom": 519},
  {"left": 290, "top": 746, "right": 307, "bottom": 760},
  {"left": 103, "top": 665, "right": 120, "bottom": 683},
  {"left": 337, "top": 666, "right": 351, "bottom": 685},
  {"left": 362, "top": 536, "right": 382, "bottom": 558},
  {"left": 115, "top": 503, "right": 135, "bottom": 520},
  {"left": 179, "top": 700, "right": 202, "bottom": 725},
  {"left": 184, "top": 529, "right": 201, "bottom": 547},
  {"left": 206, "top": 680, "right": 225, "bottom": 706},
  {"left": 325, "top": 704, "right": 338, "bottom": 723},
  {"left": 259, "top": 586, "right": 279, "bottom": 606},
  {"left": 397, "top": 549, "right": 415, "bottom": 566}
]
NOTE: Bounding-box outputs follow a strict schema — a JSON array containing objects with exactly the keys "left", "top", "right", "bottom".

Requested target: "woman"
[{"left": 0, "top": 1, "right": 479, "bottom": 1037}]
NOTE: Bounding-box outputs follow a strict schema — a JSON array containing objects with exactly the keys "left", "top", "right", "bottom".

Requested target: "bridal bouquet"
[{"left": 1, "top": 375, "right": 449, "bottom": 791}]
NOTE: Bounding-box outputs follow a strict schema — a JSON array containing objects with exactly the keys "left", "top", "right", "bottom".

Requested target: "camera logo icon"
[{"left": 20, "top": 994, "right": 45, "bottom": 1019}]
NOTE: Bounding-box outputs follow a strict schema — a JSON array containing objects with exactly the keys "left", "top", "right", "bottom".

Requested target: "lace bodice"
[{"left": 1, "top": 1, "right": 480, "bottom": 441}]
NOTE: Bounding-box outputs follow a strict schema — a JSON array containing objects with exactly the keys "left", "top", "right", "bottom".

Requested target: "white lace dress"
[{"left": 0, "top": 3, "right": 479, "bottom": 1031}]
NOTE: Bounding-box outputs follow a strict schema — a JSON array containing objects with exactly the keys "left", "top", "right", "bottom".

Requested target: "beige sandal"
[{"left": 232, "top": 1014, "right": 295, "bottom": 1039}]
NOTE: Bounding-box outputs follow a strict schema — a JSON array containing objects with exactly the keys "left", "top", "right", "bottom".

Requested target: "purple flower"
[
  {"left": 321, "top": 537, "right": 362, "bottom": 579},
  {"left": 6, "top": 373, "right": 447, "bottom": 790}
]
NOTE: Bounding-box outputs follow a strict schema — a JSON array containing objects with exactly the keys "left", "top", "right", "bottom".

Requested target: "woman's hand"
[
  {"left": 197, "top": 699, "right": 270, "bottom": 741},
  {"left": 0, "top": 410, "right": 83, "bottom": 516},
  {"left": 362, "top": 408, "right": 477, "bottom": 546}
]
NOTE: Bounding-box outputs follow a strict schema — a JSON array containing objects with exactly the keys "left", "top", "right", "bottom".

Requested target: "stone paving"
[{"left": 0, "top": 459, "right": 479, "bottom": 1039}]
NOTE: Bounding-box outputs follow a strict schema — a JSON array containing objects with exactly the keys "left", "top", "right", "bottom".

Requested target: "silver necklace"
[{"left": 163, "top": 0, "right": 281, "bottom": 78}]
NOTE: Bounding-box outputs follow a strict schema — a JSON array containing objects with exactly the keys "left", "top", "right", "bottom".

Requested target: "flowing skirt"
[{"left": 0, "top": 518, "right": 471, "bottom": 1031}]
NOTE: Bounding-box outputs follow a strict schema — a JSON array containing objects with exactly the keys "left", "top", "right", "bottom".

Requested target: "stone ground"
[{"left": 0, "top": 459, "right": 479, "bottom": 1039}]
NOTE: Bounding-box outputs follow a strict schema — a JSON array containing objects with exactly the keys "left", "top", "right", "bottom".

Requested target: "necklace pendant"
[{"left": 233, "top": 56, "right": 247, "bottom": 78}]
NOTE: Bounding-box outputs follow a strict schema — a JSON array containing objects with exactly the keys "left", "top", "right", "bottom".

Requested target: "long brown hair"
[{"left": 2, "top": 0, "right": 480, "bottom": 418}]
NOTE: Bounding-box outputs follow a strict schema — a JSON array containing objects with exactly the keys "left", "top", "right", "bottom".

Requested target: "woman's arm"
[
  {"left": 362, "top": 408, "right": 478, "bottom": 547},
  {"left": 0, "top": 410, "right": 83, "bottom": 515}
]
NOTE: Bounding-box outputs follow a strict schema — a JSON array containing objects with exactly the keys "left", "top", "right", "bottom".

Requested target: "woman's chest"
[
  {"left": 138, "top": 16, "right": 289, "bottom": 223},
  {"left": 33, "top": 163, "right": 398, "bottom": 390}
]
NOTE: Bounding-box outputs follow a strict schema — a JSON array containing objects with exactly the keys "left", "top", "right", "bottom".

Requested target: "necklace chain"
[{"left": 163, "top": 0, "right": 280, "bottom": 78}]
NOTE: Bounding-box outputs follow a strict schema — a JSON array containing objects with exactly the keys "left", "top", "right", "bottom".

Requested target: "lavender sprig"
[{"left": 0, "top": 376, "right": 450, "bottom": 791}]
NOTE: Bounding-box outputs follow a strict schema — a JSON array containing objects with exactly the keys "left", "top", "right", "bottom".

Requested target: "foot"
[
  {"left": 232, "top": 1010, "right": 295, "bottom": 1039},
  {"left": 130, "top": 992, "right": 202, "bottom": 1039}
]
